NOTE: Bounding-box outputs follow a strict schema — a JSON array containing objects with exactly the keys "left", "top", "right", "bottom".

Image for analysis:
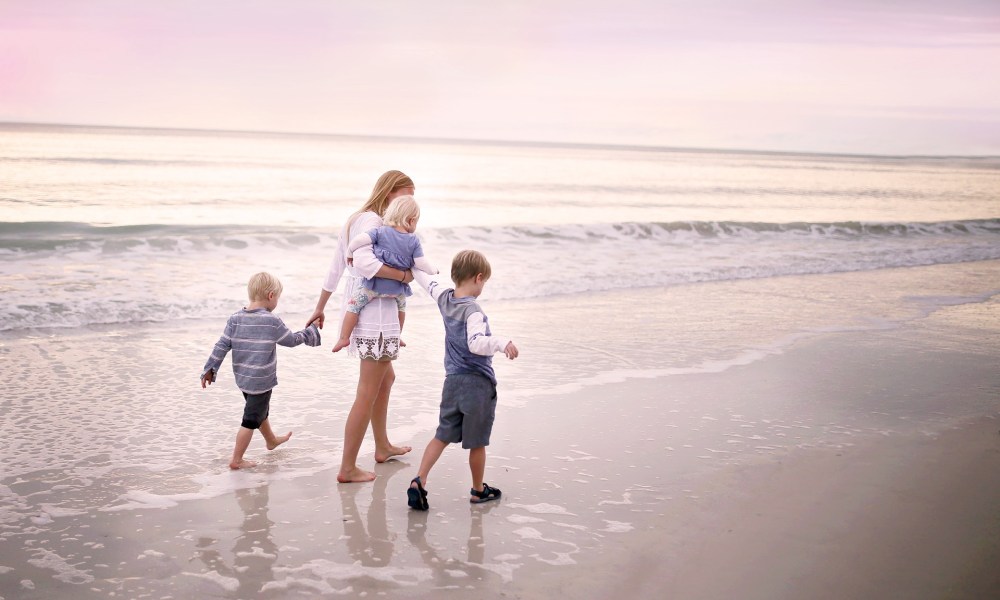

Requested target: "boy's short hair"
[
  {"left": 451, "top": 250, "right": 491, "bottom": 284},
  {"left": 383, "top": 195, "right": 420, "bottom": 228},
  {"left": 247, "top": 272, "right": 283, "bottom": 301}
]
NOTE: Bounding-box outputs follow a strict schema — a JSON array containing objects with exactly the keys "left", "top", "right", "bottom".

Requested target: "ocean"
[{"left": 1, "top": 123, "right": 999, "bottom": 595}]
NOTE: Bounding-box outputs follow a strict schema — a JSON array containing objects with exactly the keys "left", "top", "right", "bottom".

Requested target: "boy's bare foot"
[
  {"left": 375, "top": 444, "right": 412, "bottom": 463},
  {"left": 331, "top": 338, "right": 350, "bottom": 353},
  {"left": 266, "top": 431, "right": 292, "bottom": 451},
  {"left": 229, "top": 459, "right": 257, "bottom": 470},
  {"left": 337, "top": 467, "right": 377, "bottom": 483}
]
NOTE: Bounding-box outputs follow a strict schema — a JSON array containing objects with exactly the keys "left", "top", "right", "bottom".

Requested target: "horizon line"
[{"left": 1, "top": 120, "right": 998, "bottom": 161}]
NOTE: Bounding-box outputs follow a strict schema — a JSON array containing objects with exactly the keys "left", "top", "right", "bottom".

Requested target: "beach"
[
  {"left": 2, "top": 125, "right": 999, "bottom": 598},
  {"left": 2, "top": 260, "right": 998, "bottom": 599}
]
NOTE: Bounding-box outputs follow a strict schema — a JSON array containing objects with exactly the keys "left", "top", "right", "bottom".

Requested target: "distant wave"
[
  {"left": 0, "top": 156, "right": 222, "bottom": 168},
  {"left": 0, "top": 222, "right": 328, "bottom": 253},
  {"left": 1, "top": 219, "right": 997, "bottom": 254}
]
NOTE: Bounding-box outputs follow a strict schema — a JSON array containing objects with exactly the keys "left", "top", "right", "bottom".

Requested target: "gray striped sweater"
[{"left": 202, "top": 308, "right": 321, "bottom": 394}]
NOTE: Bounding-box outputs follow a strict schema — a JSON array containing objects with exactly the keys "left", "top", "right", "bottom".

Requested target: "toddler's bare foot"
[
  {"left": 267, "top": 431, "right": 292, "bottom": 450},
  {"left": 375, "top": 444, "right": 412, "bottom": 463},
  {"left": 337, "top": 467, "right": 377, "bottom": 483},
  {"left": 229, "top": 459, "right": 257, "bottom": 470},
  {"left": 331, "top": 338, "right": 350, "bottom": 353}
]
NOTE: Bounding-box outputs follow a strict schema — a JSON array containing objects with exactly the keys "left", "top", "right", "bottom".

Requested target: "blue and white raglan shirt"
[
  {"left": 412, "top": 272, "right": 510, "bottom": 385},
  {"left": 201, "top": 308, "right": 321, "bottom": 394}
]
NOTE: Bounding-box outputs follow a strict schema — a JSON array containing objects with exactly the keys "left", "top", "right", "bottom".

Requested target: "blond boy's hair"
[
  {"left": 451, "top": 250, "right": 491, "bottom": 285},
  {"left": 382, "top": 195, "right": 420, "bottom": 228},
  {"left": 247, "top": 272, "right": 283, "bottom": 301}
]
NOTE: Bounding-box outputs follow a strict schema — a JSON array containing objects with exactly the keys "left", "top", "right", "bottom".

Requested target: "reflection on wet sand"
[
  {"left": 339, "top": 460, "right": 405, "bottom": 567},
  {"left": 189, "top": 485, "right": 277, "bottom": 595}
]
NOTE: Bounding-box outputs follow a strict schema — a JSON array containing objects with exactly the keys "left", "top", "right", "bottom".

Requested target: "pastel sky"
[{"left": 2, "top": 0, "right": 999, "bottom": 155}]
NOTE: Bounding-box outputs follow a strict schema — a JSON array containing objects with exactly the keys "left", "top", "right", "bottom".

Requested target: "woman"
[{"left": 307, "top": 170, "right": 416, "bottom": 483}]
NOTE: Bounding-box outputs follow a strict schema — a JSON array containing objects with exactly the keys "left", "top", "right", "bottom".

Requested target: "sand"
[{"left": 1, "top": 291, "right": 998, "bottom": 599}]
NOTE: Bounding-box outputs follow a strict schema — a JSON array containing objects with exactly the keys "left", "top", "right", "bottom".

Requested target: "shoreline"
[{"left": 2, "top": 274, "right": 999, "bottom": 598}]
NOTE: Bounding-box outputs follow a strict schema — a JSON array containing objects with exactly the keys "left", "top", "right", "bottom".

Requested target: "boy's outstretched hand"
[
  {"left": 504, "top": 341, "right": 519, "bottom": 360},
  {"left": 201, "top": 370, "right": 215, "bottom": 388}
]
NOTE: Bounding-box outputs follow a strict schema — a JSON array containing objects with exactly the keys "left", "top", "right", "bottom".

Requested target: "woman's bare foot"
[
  {"left": 266, "top": 431, "right": 292, "bottom": 451},
  {"left": 337, "top": 467, "right": 377, "bottom": 483},
  {"left": 229, "top": 459, "right": 257, "bottom": 470},
  {"left": 331, "top": 338, "right": 350, "bottom": 353},
  {"left": 375, "top": 444, "right": 412, "bottom": 463}
]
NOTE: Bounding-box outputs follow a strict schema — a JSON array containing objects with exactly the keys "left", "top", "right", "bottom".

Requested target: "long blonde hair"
[{"left": 357, "top": 170, "right": 414, "bottom": 218}]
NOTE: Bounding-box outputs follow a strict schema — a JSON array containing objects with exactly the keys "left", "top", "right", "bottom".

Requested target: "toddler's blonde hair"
[
  {"left": 383, "top": 195, "right": 420, "bottom": 228},
  {"left": 451, "top": 249, "right": 491, "bottom": 284},
  {"left": 247, "top": 272, "right": 283, "bottom": 301}
]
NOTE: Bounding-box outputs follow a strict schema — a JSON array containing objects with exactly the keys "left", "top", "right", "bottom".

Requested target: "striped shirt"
[{"left": 201, "top": 308, "right": 321, "bottom": 394}]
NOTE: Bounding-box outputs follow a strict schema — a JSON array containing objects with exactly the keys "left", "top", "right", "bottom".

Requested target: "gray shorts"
[{"left": 435, "top": 373, "right": 497, "bottom": 449}]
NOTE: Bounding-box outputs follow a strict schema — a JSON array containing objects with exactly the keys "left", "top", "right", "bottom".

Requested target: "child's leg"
[
  {"left": 333, "top": 288, "right": 375, "bottom": 352},
  {"left": 468, "top": 446, "right": 500, "bottom": 502},
  {"left": 469, "top": 446, "right": 486, "bottom": 493},
  {"left": 232, "top": 390, "right": 271, "bottom": 469},
  {"left": 231, "top": 427, "right": 256, "bottom": 470},
  {"left": 397, "top": 294, "right": 406, "bottom": 345},
  {"left": 332, "top": 312, "right": 361, "bottom": 352},
  {"left": 416, "top": 437, "right": 449, "bottom": 486},
  {"left": 258, "top": 418, "right": 292, "bottom": 451}
]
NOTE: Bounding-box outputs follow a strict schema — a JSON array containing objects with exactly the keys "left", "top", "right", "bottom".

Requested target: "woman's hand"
[
  {"left": 503, "top": 341, "right": 519, "bottom": 360},
  {"left": 306, "top": 310, "right": 325, "bottom": 329}
]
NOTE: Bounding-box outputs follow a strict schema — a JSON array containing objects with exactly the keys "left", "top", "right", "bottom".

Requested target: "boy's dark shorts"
[
  {"left": 435, "top": 373, "right": 497, "bottom": 449},
  {"left": 241, "top": 390, "right": 272, "bottom": 429}
]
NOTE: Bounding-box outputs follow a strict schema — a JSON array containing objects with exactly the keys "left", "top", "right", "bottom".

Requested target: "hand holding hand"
[
  {"left": 306, "top": 310, "right": 325, "bottom": 329},
  {"left": 201, "top": 370, "right": 214, "bottom": 389},
  {"left": 504, "top": 341, "right": 519, "bottom": 360}
]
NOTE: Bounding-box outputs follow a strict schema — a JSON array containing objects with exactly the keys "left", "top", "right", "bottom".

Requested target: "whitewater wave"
[
  {"left": 1, "top": 219, "right": 997, "bottom": 255},
  {"left": 1, "top": 219, "right": 999, "bottom": 331}
]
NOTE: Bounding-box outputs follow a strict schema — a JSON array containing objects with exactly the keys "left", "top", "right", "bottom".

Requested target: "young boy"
[
  {"left": 406, "top": 250, "right": 518, "bottom": 510},
  {"left": 201, "top": 272, "right": 321, "bottom": 470}
]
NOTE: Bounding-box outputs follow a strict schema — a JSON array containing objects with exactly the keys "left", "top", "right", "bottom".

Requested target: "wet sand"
[{"left": 1, "top": 296, "right": 998, "bottom": 599}]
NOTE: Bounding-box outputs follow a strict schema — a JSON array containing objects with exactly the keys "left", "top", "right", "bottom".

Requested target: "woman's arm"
[
  {"left": 352, "top": 244, "right": 411, "bottom": 282},
  {"left": 309, "top": 219, "right": 353, "bottom": 327},
  {"left": 306, "top": 289, "right": 333, "bottom": 328}
]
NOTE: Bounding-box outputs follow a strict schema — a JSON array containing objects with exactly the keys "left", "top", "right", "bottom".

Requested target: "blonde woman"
[{"left": 306, "top": 170, "right": 416, "bottom": 483}]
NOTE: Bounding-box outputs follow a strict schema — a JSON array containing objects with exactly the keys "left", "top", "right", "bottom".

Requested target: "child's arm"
[
  {"left": 274, "top": 316, "right": 322, "bottom": 348},
  {"left": 410, "top": 238, "right": 438, "bottom": 275},
  {"left": 413, "top": 255, "right": 438, "bottom": 275},
  {"left": 201, "top": 318, "right": 235, "bottom": 387},
  {"left": 467, "top": 313, "right": 517, "bottom": 359},
  {"left": 346, "top": 230, "right": 377, "bottom": 262},
  {"left": 411, "top": 270, "right": 445, "bottom": 301}
]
